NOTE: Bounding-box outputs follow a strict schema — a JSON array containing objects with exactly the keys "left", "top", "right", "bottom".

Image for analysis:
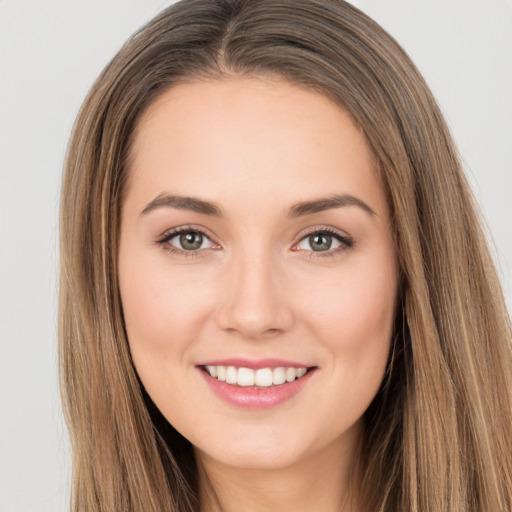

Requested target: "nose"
[{"left": 215, "top": 249, "right": 294, "bottom": 340}]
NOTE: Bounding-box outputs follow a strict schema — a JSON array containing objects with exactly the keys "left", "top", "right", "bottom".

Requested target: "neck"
[{"left": 196, "top": 425, "right": 364, "bottom": 512}]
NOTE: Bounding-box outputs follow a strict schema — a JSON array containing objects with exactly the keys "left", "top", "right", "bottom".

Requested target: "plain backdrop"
[{"left": 1, "top": 1, "right": 511, "bottom": 510}]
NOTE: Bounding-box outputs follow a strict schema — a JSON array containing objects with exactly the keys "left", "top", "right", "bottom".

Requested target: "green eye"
[
  {"left": 308, "top": 233, "right": 333, "bottom": 251},
  {"left": 158, "top": 228, "right": 216, "bottom": 253},
  {"left": 179, "top": 232, "right": 204, "bottom": 250},
  {"left": 295, "top": 229, "right": 353, "bottom": 254}
]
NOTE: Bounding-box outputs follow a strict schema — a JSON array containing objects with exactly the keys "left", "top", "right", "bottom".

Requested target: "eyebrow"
[
  {"left": 140, "top": 192, "right": 376, "bottom": 218},
  {"left": 287, "top": 194, "right": 376, "bottom": 218},
  {"left": 141, "top": 193, "right": 223, "bottom": 217}
]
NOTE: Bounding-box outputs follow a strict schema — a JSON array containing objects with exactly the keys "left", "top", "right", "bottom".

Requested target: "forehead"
[{"left": 126, "top": 76, "right": 386, "bottom": 218}]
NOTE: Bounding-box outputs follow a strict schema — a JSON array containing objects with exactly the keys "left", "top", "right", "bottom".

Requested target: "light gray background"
[{"left": 1, "top": 1, "right": 511, "bottom": 510}]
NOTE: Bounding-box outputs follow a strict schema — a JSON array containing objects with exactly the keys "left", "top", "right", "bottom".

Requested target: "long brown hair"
[{"left": 59, "top": 1, "right": 512, "bottom": 510}]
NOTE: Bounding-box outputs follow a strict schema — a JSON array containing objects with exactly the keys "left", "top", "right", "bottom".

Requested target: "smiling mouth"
[{"left": 201, "top": 365, "right": 314, "bottom": 388}]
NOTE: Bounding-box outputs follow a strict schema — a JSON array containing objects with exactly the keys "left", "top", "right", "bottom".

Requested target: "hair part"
[{"left": 60, "top": 1, "right": 512, "bottom": 510}]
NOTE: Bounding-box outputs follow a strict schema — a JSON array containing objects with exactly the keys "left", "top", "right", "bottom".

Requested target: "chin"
[
  {"left": 196, "top": 440, "right": 307, "bottom": 471},
  {"left": 190, "top": 417, "right": 362, "bottom": 473}
]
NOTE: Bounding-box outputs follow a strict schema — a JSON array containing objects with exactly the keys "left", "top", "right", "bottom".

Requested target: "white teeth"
[
  {"left": 285, "top": 367, "right": 297, "bottom": 382},
  {"left": 237, "top": 367, "right": 255, "bottom": 387},
  {"left": 205, "top": 365, "right": 309, "bottom": 387},
  {"left": 297, "top": 367, "right": 307, "bottom": 378},
  {"left": 255, "top": 368, "right": 273, "bottom": 387},
  {"left": 226, "top": 366, "right": 237, "bottom": 384},
  {"left": 216, "top": 366, "right": 226, "bottom": 381},
  {"left": 272, "top": 367, "right": 286, "bottom": 385}
]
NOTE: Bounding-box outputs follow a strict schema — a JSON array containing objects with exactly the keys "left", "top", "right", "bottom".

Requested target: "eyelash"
[
  {"left": 296, "top": 227, "right": 354, "bottom": 258},
  {"left": 155, "top": 225, "right": 354, "bottom": 258},
  {"left": 156, "top": 225, "right": 218, "bottom": 258}
]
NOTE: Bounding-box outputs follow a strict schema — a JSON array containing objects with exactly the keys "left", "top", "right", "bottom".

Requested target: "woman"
[{"left": 59, "top": 0, "right": 512, "bottom": 510}]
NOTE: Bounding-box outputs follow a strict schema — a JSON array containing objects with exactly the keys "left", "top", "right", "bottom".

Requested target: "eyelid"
[
  {"left": 155, "top": 225, "right": 221, "bottom": 254},
  {"left": 291, "top": 225, "right": 354, "bottom": 254},
  {"left": 155, "top": 224, "right": 353, "bottom": 257}
]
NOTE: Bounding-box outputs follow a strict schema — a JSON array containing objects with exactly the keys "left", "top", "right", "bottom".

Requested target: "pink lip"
[
  {"left": 197, "top": 365, "right": 316, "bottom": 410},
  {"left": 196, "top": 358, "right": 312, "bottom": 370}
]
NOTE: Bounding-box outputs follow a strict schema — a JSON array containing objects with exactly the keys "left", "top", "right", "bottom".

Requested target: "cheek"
[
  {"left": 307, "top": 265, "right": 396, "bottom": 340},
  {"left": 299, "top": 256, "right": 397, "bottom": 397},
  {"left": 118, "top": 248, "right": 212, "bottom": 366}
]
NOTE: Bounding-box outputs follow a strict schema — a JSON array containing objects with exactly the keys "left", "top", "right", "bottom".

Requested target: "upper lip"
[{"left": 196, "top": 358, "right": 315, "bottom": 370}]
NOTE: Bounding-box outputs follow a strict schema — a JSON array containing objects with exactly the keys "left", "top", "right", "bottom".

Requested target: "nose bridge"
[{"left": 216, "top": 244, "right": 293, "bottom": 338}]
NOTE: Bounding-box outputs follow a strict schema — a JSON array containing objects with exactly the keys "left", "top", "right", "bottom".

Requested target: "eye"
[
  {"left": 294, "top": 229, "right": 353, "bottom": 254},
  {"left": 157, "top": 227, "right": 218, "bottom": 253}
]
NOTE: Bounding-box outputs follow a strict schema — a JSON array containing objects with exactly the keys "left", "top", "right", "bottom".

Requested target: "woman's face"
[{"left": 119, "top": 76, "right": 398, "bottom": 472}]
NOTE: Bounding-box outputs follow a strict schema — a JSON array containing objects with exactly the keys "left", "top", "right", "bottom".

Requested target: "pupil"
[
  {"left": 310, "top": 234, "right": 331, "bottom": 251},
  {"left": 180, "top": 232, "right": 203, "bottom": 250}
]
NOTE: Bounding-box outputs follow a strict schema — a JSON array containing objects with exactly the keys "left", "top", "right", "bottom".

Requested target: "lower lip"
[{"left": 198, "top": 368, "right": 316, "bottom": 409}]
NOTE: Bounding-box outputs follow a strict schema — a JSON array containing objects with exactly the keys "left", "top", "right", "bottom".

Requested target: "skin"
[{"left": 118, "top": 76, "right": 398, "bottom": 512}]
